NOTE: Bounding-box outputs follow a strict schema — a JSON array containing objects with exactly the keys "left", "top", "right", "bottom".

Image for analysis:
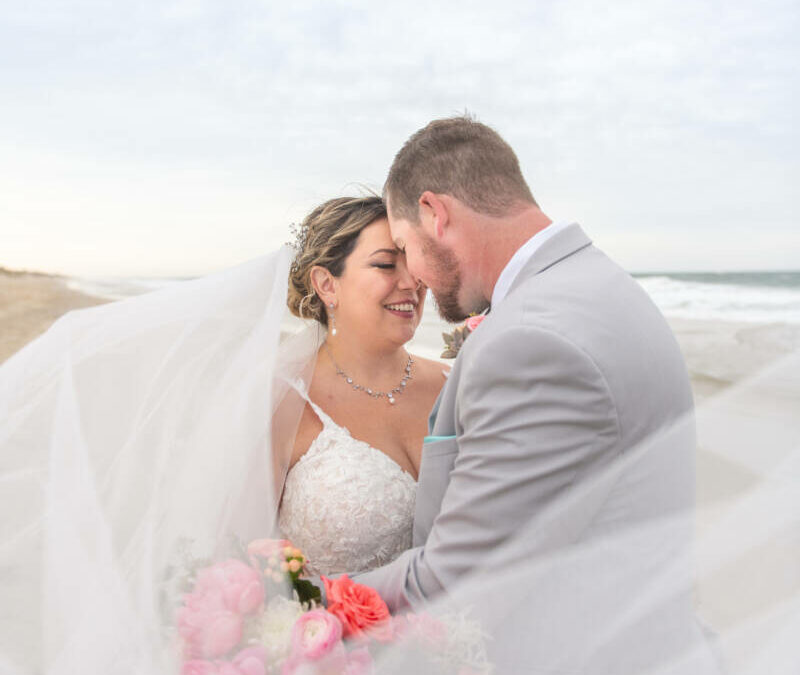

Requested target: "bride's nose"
[{"left": 396, "top": 260, "right": 420, "bottom": 291}]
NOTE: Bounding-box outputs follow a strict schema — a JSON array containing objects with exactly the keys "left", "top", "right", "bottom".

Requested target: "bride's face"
[{"left": 335, "top": 218, "right": 426, "bottom": 346}]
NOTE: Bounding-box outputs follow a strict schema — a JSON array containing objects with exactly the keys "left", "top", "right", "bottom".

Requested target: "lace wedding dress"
[{"left": 278, "top": 392, "right": 417, "bottom": 576}]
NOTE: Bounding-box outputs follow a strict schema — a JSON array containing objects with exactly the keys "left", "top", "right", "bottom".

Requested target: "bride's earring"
[{"left": 328, "top": 302, "right": 337, "bottom": 336}]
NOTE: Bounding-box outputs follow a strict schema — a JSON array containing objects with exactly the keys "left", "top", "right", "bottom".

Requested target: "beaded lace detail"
[{"left": 278, "top": 396, "right": 417, "bottom": 576}]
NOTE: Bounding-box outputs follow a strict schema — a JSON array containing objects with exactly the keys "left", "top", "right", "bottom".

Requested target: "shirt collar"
[{"left": 490, "top": 220, "right": 572, "bottom": 309}]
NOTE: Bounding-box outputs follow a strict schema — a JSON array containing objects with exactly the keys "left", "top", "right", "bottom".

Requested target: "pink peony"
[
  {"left": 290, "top": 610, "right": 344, "bottom": 660},
  {"left": 322, "top": 576, "right": 392, "bottom": 642},
  {"left": 179, "top": 559, "right": 264, "bottom": 659},
  {"left": 465, "top": 315, "right": 485, "bottom": 332},
  {"left": 344, "top": 647, "right": 374, "bottom": 675},
  {"left": 193, "top": 559, "right": 264, "bottom": 615},
  {"left": 231, "top": 646, "right": 269, "bottom": 675},
  {"left": 182, "top": 646, "right": 268, "bottom": 675},
  {"left": 282, "top": 650, "right": 347, "bottom": 675},
  {"left": 178, "top": 603, "right": 243, "bottom": 659},
  {"left": 182, "top": 660, "right": 219, "bottom": 675},
  {"left": 216, "top": 665, "right": 241, "bottom": 675},
  {"left": 282, "top": 610, "right": 346, "bottom": 674}
]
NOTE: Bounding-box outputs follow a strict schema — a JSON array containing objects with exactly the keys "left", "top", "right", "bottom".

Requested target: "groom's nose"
[{"left": 402, "top": 250, "right": 425, "bottom": 289}]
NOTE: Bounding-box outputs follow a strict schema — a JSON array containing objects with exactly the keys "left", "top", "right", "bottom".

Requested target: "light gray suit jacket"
[{"left": 354, "top": 224, "right": 720, "bottom": 673}]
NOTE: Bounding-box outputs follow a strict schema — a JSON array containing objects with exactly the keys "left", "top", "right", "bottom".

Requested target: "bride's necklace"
[{"left": 324, "top": 343, "right": 413, "bottom": 406}]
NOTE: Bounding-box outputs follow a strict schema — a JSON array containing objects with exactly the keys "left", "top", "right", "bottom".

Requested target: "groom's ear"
[{"left": 418, "top": 191, "right": 449, "bottom": 240}]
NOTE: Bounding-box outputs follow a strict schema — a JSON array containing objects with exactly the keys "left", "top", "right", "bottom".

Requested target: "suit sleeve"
[{"left": 352, "top": 325, "right": 621, "bottom": 611}]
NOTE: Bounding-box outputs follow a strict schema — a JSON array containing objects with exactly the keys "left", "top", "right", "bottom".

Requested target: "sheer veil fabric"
[
  {"left": 0, "top": 248, "right": 319, "bottom": 673},
  {"left": 1, "top": 246, "right": 798, "bottom": 674},
  {"left": 385, "top": 352, "right": 800, "bottom": 674}
]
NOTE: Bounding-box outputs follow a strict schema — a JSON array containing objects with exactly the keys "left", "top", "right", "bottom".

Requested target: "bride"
[
  {"left": 0, "top": 194, "right": 447, "bottom": 673},
  {"left": 277, "top": 195, "right": 447, "bottom": 575}
]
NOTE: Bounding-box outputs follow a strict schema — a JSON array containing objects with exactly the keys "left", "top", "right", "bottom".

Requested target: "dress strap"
[{"left": 286, "top": 377, "right": 334, "bottom": 428}]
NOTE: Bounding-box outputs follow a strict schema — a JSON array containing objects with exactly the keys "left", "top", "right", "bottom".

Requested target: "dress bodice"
[{"left": 278, "top": 395, "right": 417, "bottom": 576}]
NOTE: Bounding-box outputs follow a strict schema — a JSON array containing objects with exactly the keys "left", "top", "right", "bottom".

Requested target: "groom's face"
[{"left": 388, "top": 213, "right": 468, "bottom": 323}]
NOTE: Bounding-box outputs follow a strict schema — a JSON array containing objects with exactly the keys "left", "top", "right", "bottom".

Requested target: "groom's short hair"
[{"left": 384, "top": 115, "right": 537, "bottom": 223}]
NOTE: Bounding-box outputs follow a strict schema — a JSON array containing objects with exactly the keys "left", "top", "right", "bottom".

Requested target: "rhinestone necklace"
[{"left": 324, "top": 344, "right": 413, "bottom": 405}]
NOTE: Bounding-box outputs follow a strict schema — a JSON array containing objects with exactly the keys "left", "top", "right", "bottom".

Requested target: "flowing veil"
[
  {"left": 0, "top": 247, "right": 321, "bottom": 673},
  {"left": 1, "top": 245, "right": 798, "bottom": 673}
]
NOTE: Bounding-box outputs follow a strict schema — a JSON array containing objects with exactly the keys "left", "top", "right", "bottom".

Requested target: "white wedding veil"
[
  {"left": 0, "top": 247, "right": 320, "bottom": 674},
  {"left": 1, "top": 245, "right": 798, "bottom": 674}
]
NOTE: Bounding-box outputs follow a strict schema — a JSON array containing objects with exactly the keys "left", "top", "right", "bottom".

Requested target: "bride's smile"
[{"left": 384, "top": 299, "right": 418, "bottom": 319}]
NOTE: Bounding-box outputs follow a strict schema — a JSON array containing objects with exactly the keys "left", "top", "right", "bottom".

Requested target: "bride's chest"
[{"left": 310, "top": 399, "right": 426, "bottom": 474}]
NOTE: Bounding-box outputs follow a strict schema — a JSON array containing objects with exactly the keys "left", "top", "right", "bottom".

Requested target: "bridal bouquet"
[{"left": 175, "top": 538, "right": 491, "bottom": 675}]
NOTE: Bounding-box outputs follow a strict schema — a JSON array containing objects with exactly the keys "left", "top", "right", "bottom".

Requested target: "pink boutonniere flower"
[{"left": 441, "top": 314, "right": 486, "bottom": 359}]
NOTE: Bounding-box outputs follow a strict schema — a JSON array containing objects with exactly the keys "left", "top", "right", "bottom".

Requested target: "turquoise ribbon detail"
[{"left": 424, "top": 435, "right": 456, "bottom": 443}]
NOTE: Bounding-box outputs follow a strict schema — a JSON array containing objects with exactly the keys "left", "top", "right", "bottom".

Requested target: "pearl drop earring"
[{"left": 329, "top": 302, "right": 337, "bottom": 336}]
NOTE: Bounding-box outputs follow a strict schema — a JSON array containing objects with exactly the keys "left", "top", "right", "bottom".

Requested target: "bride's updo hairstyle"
[{"left": 288, "top": 195, "right": 387, "bottom": 326}]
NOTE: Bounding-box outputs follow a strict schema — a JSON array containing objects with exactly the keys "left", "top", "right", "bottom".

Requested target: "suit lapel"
[{"left": 428, "top": 350, "right": 465, "bottom": 435}]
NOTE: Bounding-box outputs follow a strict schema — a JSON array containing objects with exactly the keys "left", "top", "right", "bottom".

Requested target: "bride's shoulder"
[{"left": 410, "top": 354, "right": 450, "bottom": 390}]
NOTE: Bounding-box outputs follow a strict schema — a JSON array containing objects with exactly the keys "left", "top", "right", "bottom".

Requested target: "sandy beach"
[
  {"left": 0, "top": 268, "right": 108, "bottom": 364},
  {"left": 668, "top": 317, "right": 800, "bottom": 401}
]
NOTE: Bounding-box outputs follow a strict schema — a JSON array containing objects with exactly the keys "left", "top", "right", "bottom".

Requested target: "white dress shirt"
[{"left": 490, "top": 220, "right": 573, "bottom": 309}]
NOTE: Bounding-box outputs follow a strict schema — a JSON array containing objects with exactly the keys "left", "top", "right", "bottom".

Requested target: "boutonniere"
[{"left": 441, "top": 315, "right": 486, "bottom": 359}]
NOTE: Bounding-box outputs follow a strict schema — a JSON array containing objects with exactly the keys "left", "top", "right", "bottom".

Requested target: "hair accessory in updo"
[{"left": 287, "top": 219, "right": 311, "bottom": 275}]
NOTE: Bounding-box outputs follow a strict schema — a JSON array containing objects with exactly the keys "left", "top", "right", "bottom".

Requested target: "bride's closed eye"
[{"left": 373, "top": 263, "right": 396, "bottom": 270}]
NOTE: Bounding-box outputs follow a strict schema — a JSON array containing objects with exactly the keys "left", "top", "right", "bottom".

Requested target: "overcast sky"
[{"left": 1, "top": 0, "right": 798, "bottom": 277}]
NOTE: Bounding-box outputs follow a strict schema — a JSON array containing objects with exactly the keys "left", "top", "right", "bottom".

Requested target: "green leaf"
[
  {"left": 441, "top": 348, "right": 458, "bottom": 359},
  {"left": 293, "top": 578, "right": 322, "bottom": 605},
  {"left": 442, "top": 332, "right": 454, "bottom": 346}
]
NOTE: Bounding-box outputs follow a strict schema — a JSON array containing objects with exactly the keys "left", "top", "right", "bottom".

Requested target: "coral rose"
[{"left": 321, "top": 575, "right": 392, "bottom": 642}]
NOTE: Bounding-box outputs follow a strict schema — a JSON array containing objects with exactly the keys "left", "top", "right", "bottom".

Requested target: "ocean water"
[
  {"left": 66, "top": 276, "right": 190, "bottom": 300},
  {"left": 68, "top": 270, "right": 800, "bottom": 327},
  {"left": 633, "top": 272, "right": 800, "bottom": 325}
]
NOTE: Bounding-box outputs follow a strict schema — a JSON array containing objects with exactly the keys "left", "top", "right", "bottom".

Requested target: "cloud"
[{"left": 0, "top": 0, "right": 797, "bottom": 274}]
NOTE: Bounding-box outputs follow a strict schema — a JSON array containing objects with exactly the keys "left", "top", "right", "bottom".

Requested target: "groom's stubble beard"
[{"left": 418, "top": 230, "right": 479, "bottom": 323}]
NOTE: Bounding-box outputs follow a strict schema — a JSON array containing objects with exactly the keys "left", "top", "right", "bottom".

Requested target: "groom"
[{"left": 352, "top": 117, "right": 719, "bottom": 672}]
